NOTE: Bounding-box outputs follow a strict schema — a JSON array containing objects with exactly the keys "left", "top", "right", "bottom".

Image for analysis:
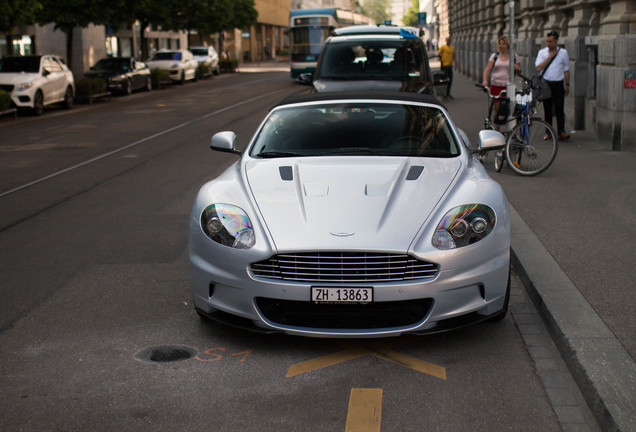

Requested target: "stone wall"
[{"left": 445, "top": 0, "right": 635, "bottom": 151}]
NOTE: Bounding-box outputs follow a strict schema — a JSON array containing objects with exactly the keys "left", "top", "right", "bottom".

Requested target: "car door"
[{"left": 39, "top": 57, "right": 62, "bottom": 102}]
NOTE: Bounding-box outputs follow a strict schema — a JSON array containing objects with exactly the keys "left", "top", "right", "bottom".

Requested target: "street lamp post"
[{"left": 507, "top": 0, "right": 516, "bottom": 121}]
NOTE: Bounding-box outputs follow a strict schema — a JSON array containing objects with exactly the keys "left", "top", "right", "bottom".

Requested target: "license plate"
[{"left": 311, "top": 287, "right": 373, "bottom": 304}]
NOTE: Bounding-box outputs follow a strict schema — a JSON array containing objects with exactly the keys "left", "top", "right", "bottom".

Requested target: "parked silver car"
[
  {"left": 190, "top": 46, "right": 220, "bottom": 77},
  {"left": 0, "top": 54, "right": 74, "bottom": 115},
  {"left": 189, "top": 92, "right": 510, "bottom": 338}
]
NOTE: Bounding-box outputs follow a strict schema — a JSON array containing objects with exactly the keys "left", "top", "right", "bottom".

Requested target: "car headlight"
[
  {"left": 432, "top": 204, "right": 495, "bottom": 250},
  {"left": 110, "top": 75, "right": 125, "bottom": 82},
  {"left": 201, "top": 204, "right": 255, "bottom": 249},
  {"left": 17, "top": 82, "right": 34, "bottom": 91},
  {"left": 171, "top": 64, "right": 179, "bottom": 69}
]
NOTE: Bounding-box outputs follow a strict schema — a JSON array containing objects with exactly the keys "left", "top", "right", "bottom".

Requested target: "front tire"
[
  {"left": 32, "top": 90, "right": 44, "bottom": 116},
  {"left": 62, "top": 86, "right": 73, "bottom": 109},
  {"left": 505, "top": 119, "right": 558, "bottom": 176}
]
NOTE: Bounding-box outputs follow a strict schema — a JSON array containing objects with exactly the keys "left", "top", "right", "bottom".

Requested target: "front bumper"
[{"left": 190, "top": 245, "right": 510, "bottom": 338}]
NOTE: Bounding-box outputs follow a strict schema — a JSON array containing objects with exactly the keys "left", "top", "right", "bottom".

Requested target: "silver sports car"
[{"left": 189, "top": 92, "right": 510, "bottom": 338}]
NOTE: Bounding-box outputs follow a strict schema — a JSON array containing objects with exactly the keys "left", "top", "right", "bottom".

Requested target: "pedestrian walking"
[
  {"left": 535, "top": 31, "right": 570, "bottom": 141},
  {"left": 482, "top": 35, "right": 522, "bottom": 131},
  {"left": 439, "top": 36, "right": 460, "bottom": 99}
]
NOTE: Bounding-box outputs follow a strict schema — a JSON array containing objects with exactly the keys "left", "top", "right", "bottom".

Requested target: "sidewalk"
[
  {"left": 237, "top": 61, "right": 290, "bottom": 73},
  {"left": 444, "top": 72, "right": 636, "bottom": 432}
]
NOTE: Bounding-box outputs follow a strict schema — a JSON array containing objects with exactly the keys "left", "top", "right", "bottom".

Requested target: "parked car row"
[{"left": 0, "top": 46, "right": 221, "bottom": 115}]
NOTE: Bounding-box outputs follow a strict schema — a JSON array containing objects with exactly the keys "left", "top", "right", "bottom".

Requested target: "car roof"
[
  {"left": 274, "top": 91, "right": 443, "bottom": 109},
  {"left": 332, "top": 25, "right": 420, "bottom": 37}
]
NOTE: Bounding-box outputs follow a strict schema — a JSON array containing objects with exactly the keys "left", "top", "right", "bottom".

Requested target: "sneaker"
[
  {"left": 558, "top": 132, "right": 570, "bottom": 141},
  {"left": 447, "top": 94, "right": 455, "bottom": 99},
  {"left": 513, "top": 161, "right": 521, "bottom": 169},
  {"left": 543, "top": 134, "right": 551, "bottom": 141}
]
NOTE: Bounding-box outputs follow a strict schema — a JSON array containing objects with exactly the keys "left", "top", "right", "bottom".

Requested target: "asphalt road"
[{"left": 0, "top": 71, "right": 599, "bottom": 431}]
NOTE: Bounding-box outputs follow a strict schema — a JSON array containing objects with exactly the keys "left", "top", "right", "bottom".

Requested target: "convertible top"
[{"left": 274, "top": 91, "right": 444, "bottom": 110}]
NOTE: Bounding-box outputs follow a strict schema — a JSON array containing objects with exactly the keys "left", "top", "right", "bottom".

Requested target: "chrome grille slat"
[{"left": 251, "top": 252, "right": 439, "bottom": 283}]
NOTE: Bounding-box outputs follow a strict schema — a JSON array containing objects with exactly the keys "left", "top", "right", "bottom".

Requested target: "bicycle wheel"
[{"left": 505, "top": 118, "right": 558, "bottom": 176}]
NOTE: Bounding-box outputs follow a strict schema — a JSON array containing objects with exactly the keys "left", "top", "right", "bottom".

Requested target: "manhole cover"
[{"left": 135, "top": 345, "right": 197, "bottom": 363}]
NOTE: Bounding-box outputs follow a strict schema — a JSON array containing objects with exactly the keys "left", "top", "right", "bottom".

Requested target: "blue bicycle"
[
  {"left": 500, "top": 74, "right": 558, "bottom": 176},
  {"left": 477, "top": 76, "right": 558, "bottom": 175}
]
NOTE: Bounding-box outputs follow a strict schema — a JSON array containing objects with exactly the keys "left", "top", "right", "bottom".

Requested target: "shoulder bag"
[{"left": 531, "top": 48, "right": 558, "bottom": 101}]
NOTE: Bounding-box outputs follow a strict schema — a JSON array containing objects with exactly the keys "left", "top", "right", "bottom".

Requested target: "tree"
[
  {"left": 0, "top": 0, "right": 42, "bottom": 56},
  {"left": 402, "top": 0, "right": 419, "bottom": 28},
  {"left": 36, "top": 0, "right": 127, "bottom": 69},
  {"left": 360, "top": 0, "right": 390, "bottom": 25}
]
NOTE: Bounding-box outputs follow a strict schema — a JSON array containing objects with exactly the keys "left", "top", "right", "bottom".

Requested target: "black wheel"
[
  {"left": 32, "top": 90, "right": 44, "bottom": 116},
  {"left": 145, "top": 76, "right": 152, "bottom": 91},
  {"left": 62, "top": 86, "right": 73, "bottom": 109},
  {"left": 179, "top": 71, "right": 185, "bottom": 85},
  {"left": 494, "top": 150, "right": 505, "bottom": 172},
  {"left": 124, "top": 78, "right": 132, "bottom": 95},
  {"left": 505, "top": 118, "right": 558, "bottom": 176}
]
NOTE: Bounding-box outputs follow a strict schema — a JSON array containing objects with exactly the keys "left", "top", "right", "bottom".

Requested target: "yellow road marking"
[
  {"left": 286, "top": 339, "right": 446, "bottom": 379},
  {"left": 286, "top": 346, "right": 368, "bottom": 378},
  {"left": 370, "top": 349, "right": 447, "bottom": 380},
  {"left": 345, "top": 388, "right": 382, "bottom": 432}
]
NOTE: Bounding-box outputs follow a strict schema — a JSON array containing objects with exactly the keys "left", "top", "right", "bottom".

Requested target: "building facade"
[{"left": 439, "top": 0, "right": 635, "bottom": 151}]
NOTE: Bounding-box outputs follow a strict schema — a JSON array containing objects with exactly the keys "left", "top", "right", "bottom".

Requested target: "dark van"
[{"left": 301, "top": 25, "right": 447, "bottom": 94}]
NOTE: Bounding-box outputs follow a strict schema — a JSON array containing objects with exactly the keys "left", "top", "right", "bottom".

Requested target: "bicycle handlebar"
[{"left": 475, "top": 83, "right": 507, "bottom": 99}]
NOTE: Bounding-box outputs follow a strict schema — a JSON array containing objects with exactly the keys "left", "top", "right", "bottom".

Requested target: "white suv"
[
  {"left": 0, "top": 54, "right": 75, "bottom": 115},
  {"left": 147, "top": 49, "right": 198, "bottom": 84},
  {"left": 190, "top": 46, "right": 220, "bottom": 77}
]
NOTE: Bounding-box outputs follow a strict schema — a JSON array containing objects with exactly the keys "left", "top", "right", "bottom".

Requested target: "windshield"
[
  {"left": 250, "top": 102, "right": 459, "bottom": 158},
  {"left": 93, "top": 58, "right": 130, "bottom": 71},
  {"left": 151, "top": 52, "right": 181, "bottom": 61},
  {"left": 318, "top": 40, "right": 424, "bottom": 79},
  {"left": 190, "top": 49, "right": 209, "bottom": 56},
  {"left": 0, "top": 56, "right": 41, "bottom": 73}
]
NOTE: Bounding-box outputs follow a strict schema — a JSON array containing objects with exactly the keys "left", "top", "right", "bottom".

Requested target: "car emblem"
[{"left": 330, "top": 232, "right": 355, "bottom": 237}]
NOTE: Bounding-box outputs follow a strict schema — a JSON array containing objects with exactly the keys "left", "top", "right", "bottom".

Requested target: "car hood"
[
  {"left": 0, "top": 72, "right": 38, "bottom": 85},
  {"left": 147, "top": 60, "right": 180, "bottom": 68},
  {"left": 313, "top": 79, "right": 405, "bottom": 93},
  {"left": 245, "top": 157, "right": 461, "bottom": 251}
]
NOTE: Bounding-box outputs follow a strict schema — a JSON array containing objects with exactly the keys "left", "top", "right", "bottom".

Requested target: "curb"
[{"left": 510, "top": 205, "right": 636, "bottom": 431}]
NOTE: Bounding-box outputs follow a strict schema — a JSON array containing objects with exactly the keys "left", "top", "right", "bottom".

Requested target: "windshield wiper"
[{"left": 256, "top": 151, "right": 303, "bottom": 158}]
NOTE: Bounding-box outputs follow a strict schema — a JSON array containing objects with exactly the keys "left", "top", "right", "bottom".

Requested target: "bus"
[{"left": 289, "top": 8, "right": 374, "bottom": 79}]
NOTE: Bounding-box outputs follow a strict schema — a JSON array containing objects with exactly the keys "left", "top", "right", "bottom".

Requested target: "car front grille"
[
  {"left": 255, "top": 297, "right": 433, "bottom": 329},
  {"left": 251, "top": 252, "right": 439, "bottom": 283},
  {"left": 0, "top": 84, "right": 14, "bottom": 93}
]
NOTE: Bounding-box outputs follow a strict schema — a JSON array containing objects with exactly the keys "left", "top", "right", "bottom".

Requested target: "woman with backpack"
[{"left": 481, "top": 35, "right": 521, "bottom": 130}]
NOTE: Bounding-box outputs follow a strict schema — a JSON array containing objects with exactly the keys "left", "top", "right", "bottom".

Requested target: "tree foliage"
[
  {"left": 360, "top": 0, "right": 390, "bottom": 25},
  {"left": 402, "top": 0, "right": 419, "bottom": 28},
  {"left": 0, "top": 0, "right": 42, "bottom": 55}
]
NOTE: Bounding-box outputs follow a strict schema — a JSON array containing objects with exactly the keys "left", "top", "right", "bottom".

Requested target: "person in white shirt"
[{"left": 535, "top": 31, "right": 570, "bottom": 141}]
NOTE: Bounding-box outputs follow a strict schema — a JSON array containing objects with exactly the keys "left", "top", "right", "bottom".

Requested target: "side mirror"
[
  {"left": 211, "top": 131, "right": 242, "bottom": 155},
  {"left": 298, "top": 73, "right": 313, "bottom": 85},
  {"left": 42, "top": 69, "right": 50, "bottom": 77},
  {"left": 477, "top": 130, "right": 506, "bottom": 152}
]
